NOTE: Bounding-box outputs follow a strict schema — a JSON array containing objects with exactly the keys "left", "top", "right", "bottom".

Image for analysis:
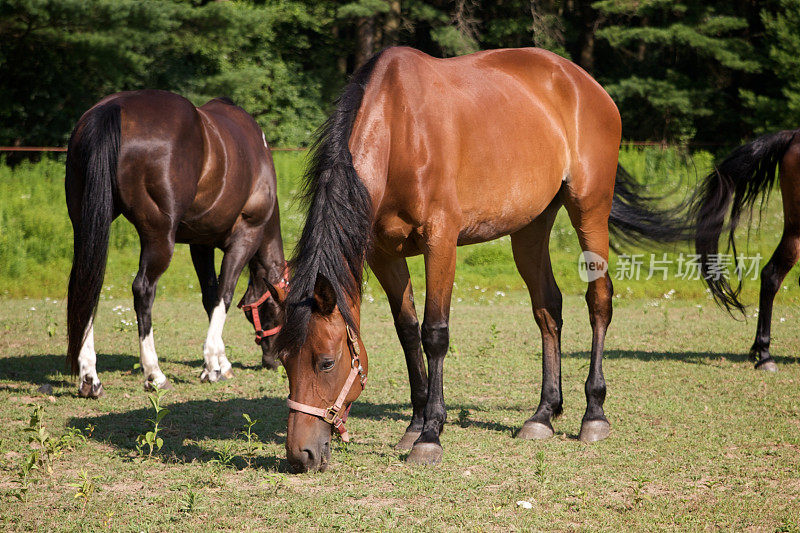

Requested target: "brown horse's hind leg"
[
  {"left": 563, "top": 192, "right": 614, "bottom": 443},
  {"left": 406, "top": 224, "right": 458, "bottom": 465},
  {"left": 133, "top": 231, "right": 176, "bottom": 391},
  {"left": 750, "top": 230, "right": 800, "bottom": 371},
  {"left": 511, "top": 200, "right": 563, "bottom": 440},
  {"left": 369, "top": 252, "right": 428, "bottom": 450}
]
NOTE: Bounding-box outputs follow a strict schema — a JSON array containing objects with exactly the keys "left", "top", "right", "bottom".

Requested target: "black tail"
[
  {"left": 66, "top": 103, "right": 121, "bottom": 374},
  {"left": 608, "top": 165, "right": 693, "bottom": 249},
  {"left": 691, "top": 129, "right": 798, "bottom": 314}
]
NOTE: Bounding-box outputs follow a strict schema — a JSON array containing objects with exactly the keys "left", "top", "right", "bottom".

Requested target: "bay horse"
[
  {"left": 692, "top": 128, "right": 800, "bottom": 372},
  {"left": 274, "top": 47, "right": 682, "bottom": 472},
  {"left": 66, "top": 90, "right": 286, "bottom": 398}
]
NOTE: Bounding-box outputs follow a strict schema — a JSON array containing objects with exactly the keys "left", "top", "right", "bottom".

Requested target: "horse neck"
[{"left": 248, "top": 230, "right": 285, "bottom": 287}]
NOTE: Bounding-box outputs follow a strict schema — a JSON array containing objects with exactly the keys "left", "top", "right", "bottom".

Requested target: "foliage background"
[{"left": 1, "top": 0, "right": 799, "bottom": 148}]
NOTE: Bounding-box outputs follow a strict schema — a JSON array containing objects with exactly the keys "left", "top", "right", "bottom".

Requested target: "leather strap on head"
[
  {"left": 286, "top": 324, "right": 366, "bottom": 443},
  {"left": 239, "top": 262, "right": 289, "bottom": 344}
]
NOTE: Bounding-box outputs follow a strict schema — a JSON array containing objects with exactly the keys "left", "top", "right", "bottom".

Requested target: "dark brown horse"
[
  {"left": 273, "top": 47, "right": 682, "bottom": 472},
  {"left": 66, "top": 90, "right": 286, "bottom": 398},
  {"left": 692, "top": 129, "right": 800, "bottom": 372}
]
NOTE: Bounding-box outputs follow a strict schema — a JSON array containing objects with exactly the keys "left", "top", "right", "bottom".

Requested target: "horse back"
[
  {"left": 351, "top": 47, "right": 621, "bottom": 249},
  {"left": 180, "top": 98, "right": 277, "bottom": 240}
]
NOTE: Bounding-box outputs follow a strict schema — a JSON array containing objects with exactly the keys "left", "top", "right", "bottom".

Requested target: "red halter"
[
  {"left": 238, "top": 263, "right": 289, "bottom": 344},
  {"left": 286, "top": 324, "right": 367, "bottom": 443}
]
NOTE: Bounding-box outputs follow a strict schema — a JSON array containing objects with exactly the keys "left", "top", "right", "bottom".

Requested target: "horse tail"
[
  {"left": 66, "top": 102, "right": 121, "bottom": 374},
  {"left": 691, "top": 129, "right": 798, "bottom": 314},
  {"left": 608, "top": 164, "right": 692, "bottom": 248}
]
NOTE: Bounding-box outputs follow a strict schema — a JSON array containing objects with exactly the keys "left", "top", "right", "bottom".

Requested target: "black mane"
[{"left": 278, "top": 50, "right": 387, "bottom": 352}]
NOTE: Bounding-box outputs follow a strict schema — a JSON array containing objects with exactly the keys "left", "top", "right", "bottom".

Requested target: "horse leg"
[
  {"left": 511, "top": 201, "right": 563, "bottom": 440},
  {"left": 199, "top": 238, "right": 255, "bottom": 383},
  {"left": 190, "top": 244, "right": 219, "bottom": 319},
  {"left": 563, "top": 196, "right": 613, "bottom": 443},
  {"left": 76, "top": 318, "right": 104, "bottom": 398},
  {"left": 407, "top": 226, "right": 457, "bottom": 465},
  {"left": 368, "top": 252, "right": 428, "bottom": 450},
  {"left": 750, "top": 230, "right": 800, "bottom": 371},
  {"left": 133, "top": 233, "right": 176, "bottom": 391}
]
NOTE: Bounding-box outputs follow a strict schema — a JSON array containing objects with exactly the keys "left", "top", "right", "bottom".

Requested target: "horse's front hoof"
[
  {"left": 78, "top": 380, "right": 104, "bottom": 399},
  {"left": 395, "top": 430, "right": 421, "bottom": 450},
  {"left": 199, "top": 368, "right": 221, "bottom": 383},
  {"left": 144, "top": 378, "right": 172, "bottom": 392},
  {"left": 517, "top": 421, "right": 554, "bottom": 440},
  {"left": 755, "top": 359, "right": 778, "bottom": 372},
  {"left": 406, "top": 442, "right": 443, "bottom": 465},
  {"left": 579, "top": 419, "right": 610, "bottom": 443}
]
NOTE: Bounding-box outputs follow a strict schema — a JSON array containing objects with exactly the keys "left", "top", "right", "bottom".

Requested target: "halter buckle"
[{"left": 324, "top": 406, "right": 339, "bottom": 425}]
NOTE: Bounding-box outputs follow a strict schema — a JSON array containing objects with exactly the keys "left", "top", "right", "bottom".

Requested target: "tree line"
[{"left": 1, "top": 0, "right": 798, "bottom": 149}]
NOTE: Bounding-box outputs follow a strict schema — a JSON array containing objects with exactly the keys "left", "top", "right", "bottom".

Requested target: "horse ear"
[
  {"left": 263, "top": 277, "right": 287, "bottom": 305},
  {"left": 313, "top": 273, "right": 337, "bottom": 315}
]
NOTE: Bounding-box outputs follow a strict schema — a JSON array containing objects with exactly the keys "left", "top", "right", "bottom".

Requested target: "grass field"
[
  {"left": 1, "top": 296, "right": 799, "bottom": 531},
  {"left": 1, "top": 150, "right": 800, "bottom": 530}
]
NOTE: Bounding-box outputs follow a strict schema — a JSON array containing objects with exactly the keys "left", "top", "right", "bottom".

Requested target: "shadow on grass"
[
  {"left": 565, "top": 349, "right": 797, "bottom": 365},
  {"left": 67, "top": 397, "right": 517, "bottom": 468},
  {"left": 0, "top": 352, "right": 138, "bottom": 386}
]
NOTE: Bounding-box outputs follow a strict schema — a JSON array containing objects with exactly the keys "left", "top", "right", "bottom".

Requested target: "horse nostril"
[{"left": 302, "top": 448, "right": 315, "bottom": 465}]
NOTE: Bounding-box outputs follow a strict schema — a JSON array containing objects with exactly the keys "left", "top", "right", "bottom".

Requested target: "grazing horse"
[
  {"left": 692, "top": 128, "right": 800, "bottom": 372},
  {"left": 66, "top": 90, "right": 286, "bottom": 398},
  {"left": 274, "top": 47, "right": 682, "bottom": 473}
]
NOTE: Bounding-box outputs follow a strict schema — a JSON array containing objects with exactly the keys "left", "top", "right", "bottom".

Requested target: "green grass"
[{"left": 0, "top": 296, "right": 798, "bottom": 530}]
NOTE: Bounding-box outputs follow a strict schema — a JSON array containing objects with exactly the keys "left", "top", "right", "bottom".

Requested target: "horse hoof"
[
  {"left": 144, "top": 378, "right": 172, "bottom": 392},
  {"left": 220, "top": 368, "right": 234, "bottom": 381},
  {"left": 199, "top": 368, "right": 221, "bottom": 383},
  {"left": 756, "top": 360, "right": 778, "bottom": 372},
  {"left": 395, "top": 430, "right": 421, "bottom": 450},
  {"left": 517, "top": 421, "right": 554, "bottom": 440},
  {"left": 78, "top": 380, "right": 104, "bottom": 399},
  {"left": 579, "top": 419, "right": 610, "bottom": 443},
  {"left": 406, "top": 442, "right": 443, "bottom": 465}
]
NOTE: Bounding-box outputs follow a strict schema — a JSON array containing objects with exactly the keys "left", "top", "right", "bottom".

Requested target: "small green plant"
[
  {"left": 240, "top": 413, "right": 264, "bottom": 468},
  {"left": 70, "top": 469, "right": 99, "bottom": 514},
  {"left": 24, "top": 405, "right": 53, "bottom": 474},
  {"left": 23, "top": 405, "right": 81, "bottom": 473},
  {"left": 135, "top": 388, "right": 169, "bottom": 457},
  {"left": 211, "top": 441, "right": 236, "bottom": 468},
  {"left": 261, "top": 473, "right": 287, "bottom": 495},
  {"left": 534, "top": 451, "right": 549, "bottom": 487},
  {"left": 46, "top": 317, "right": 57, "bottom": 337},
  {"left": 179, "top": 488, "right": 204, "bottom": 513},
  {"left": 12, "top": 451, "right": 39, "bottom": 502},
  {"left": 632, "top": 475, "right": 651, "bottom": 507}
]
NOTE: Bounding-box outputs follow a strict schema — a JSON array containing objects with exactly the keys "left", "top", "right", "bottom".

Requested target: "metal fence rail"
[{"left": 0, "top": 146, "right": 306, "bottom": 152}]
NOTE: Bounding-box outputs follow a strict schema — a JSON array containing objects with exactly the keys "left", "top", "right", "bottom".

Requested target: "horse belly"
[{"left": 454, "top": 139, "right": 566, "bottom": 244}]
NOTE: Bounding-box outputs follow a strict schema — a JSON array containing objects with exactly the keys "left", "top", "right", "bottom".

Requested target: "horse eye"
[{"left": 318, "top": 358, "right": 335, "bottom": 372}]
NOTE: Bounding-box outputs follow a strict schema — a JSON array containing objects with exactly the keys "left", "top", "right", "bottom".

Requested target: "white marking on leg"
[
  {"left": 78, "top": 318, "right": 99, "bottom": 385},
  {"left": 139, "top": 329, "right": 167, "bottom": 387},
  {"left": 203, "top": 301, "right": 229, "bottom": 374}
]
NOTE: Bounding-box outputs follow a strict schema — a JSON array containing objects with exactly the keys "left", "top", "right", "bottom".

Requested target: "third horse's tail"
[{"left": 690, "top": 129, "right": 798, "bottom": 313}]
